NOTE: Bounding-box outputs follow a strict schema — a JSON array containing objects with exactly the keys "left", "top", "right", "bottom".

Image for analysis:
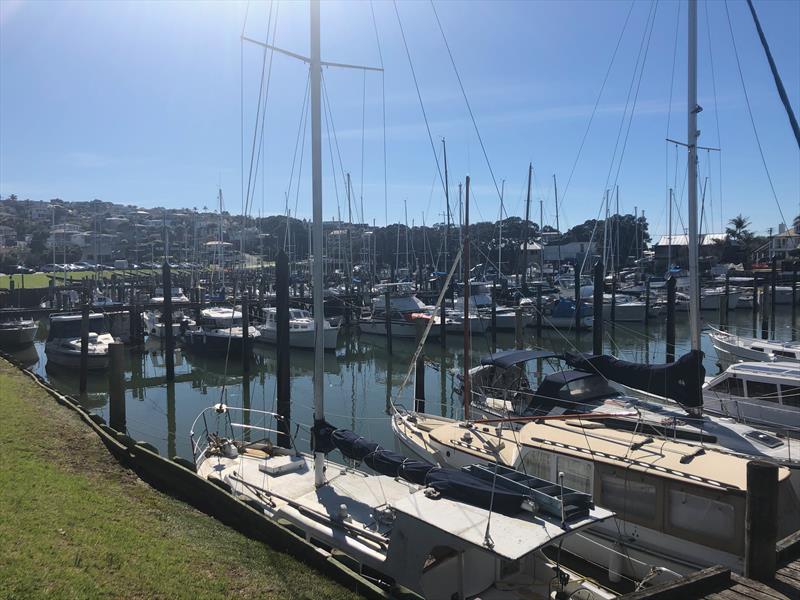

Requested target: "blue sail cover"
[
  {"left": 328, "top": 428, "right": 526, "bottom": 515},
  {"left": 564, "top": 350, "right": 705, "bottom": 411}
]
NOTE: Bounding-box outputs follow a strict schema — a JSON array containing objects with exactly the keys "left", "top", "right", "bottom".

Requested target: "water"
[{"left": 9, "top": 306, "right": 798, "bottom": 462}]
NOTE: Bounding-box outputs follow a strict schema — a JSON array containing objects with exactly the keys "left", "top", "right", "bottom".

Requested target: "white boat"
[
  {"left": 151, "top": 287, "right": 190, "bottom": 304},
  {"left": 704, "top": 361, "right": 800, "bottom": 431},
  {"left": 599, "top": 294, "right": 647, "bottom": 322},
  {"left": 392, "top": 408, "right": 800, "bottom": 583},
  {"left": 0, "top": 318, "right": 38, "bottom": 347},
  {"left": 359, "top": 283, "right": 436, "bottom": 338},
  {"left": 519, "top": 297, "right": 593, "bottom": 330},
  {"left": 256, "top": 307, "right": 339, "bottom": 350},
  {"left": 182, "top": 306, "right": 259, "bottom": 356},
  {"left": 453, "top": 281, "right": 530, "bottom": 331},
  {"left": 143, "top": 309, "right": 197, "bottom": 339},
  {"left": 708, "top": 326, "right": 800, "bottom": 366},
  {"left": 45, "top": 313, "right": 116, "bottom": 370},
  {"left": 676, "top": 288, "right": 742, "bottom": 311}
]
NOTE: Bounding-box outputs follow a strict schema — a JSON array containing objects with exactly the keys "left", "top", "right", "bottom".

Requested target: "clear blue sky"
[{"left": 1, "top": 0, "right": 797, "bottom": 238}]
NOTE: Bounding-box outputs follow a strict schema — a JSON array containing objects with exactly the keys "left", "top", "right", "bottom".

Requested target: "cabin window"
[
  {"left": 782, "top": 385, "right": 800, "bottom": 408},
  {"left": 773, "top": 350, "right": 795, "bottom": 359},
  {"left": 727, "top": 378, "right": 745, "bottom": 397},
  {"left": 668, "top": 488, "right": 735, "bottom": 544},
  {"left": 558, "top": 455, "right": 594, "bottom": 493},
  {"left": 746, "top": 381, "right": 779, "bottom": 402},
  {"left": 708, "top": 379, "right": 729, "bottom": 394},
  {"left": 600, "top": 474, "right": 656, "bottom": 522}
]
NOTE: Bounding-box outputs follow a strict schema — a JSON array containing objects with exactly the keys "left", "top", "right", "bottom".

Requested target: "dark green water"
[{"left": 9, "top": 306, "right": 798, "bottom": 462}]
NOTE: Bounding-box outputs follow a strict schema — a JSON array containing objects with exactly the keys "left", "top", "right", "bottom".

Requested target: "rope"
[{"left": 723, "top": 0, "right": 787, "bottom": 227}]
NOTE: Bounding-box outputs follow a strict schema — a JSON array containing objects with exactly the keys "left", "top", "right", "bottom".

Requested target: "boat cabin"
[
  {"left": 705, "top": 362, "right": 800, "bottom": 408},
  {"left": 47, "top": 313, "right": 108, "bottom": 340}
]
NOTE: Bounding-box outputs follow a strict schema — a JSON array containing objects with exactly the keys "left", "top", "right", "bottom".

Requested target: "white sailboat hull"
[{"left": 257, "top": 323, "right": 339, "bottom": 350}]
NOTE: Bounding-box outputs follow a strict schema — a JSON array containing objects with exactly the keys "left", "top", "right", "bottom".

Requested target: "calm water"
[{"left": 10, "top": 306, "right": 799, "bottom": 462}]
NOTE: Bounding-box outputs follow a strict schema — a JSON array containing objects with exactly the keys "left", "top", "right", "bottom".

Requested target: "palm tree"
[{"left": 726, "top": 214, "right": 751, "bottom": 240}]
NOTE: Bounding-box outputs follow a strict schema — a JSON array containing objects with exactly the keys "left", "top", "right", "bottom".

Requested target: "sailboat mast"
[
  {"left": 309, "top": 0, "right": 325, "bottom": 487},
  {"left": 687, "top": 0, "right": 701, "bottom": 352},
  {"left": 463, "top": 175, "right": 471, "bottom": 420},
  {"left": 498, "top": 179, "right": 504, "bottom": 279},
  {"left": 443, "top": 138, "right": 450, "bottom": 275},
  {"left": 668, "top": 187, "right": 673, "bottom": 270},
  {"left": 554, "top": 174, "right": 562, "bottom": 274},
  {"left": 523, "top": 162, "right": 532, "bottom": 291}
]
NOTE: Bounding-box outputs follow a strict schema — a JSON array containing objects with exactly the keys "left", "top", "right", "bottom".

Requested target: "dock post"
[
  {"left": 771, "top": 257, "right": 777, "bottom": 336},
  {"left": 592, "top": 260, "right": 603, "bottom": 355},
  {"left": 610, "top": 275, "right": 617, "bottom": 325},
  {"left": 722, "top": 273, "right": 730, "bottom": 330},
  {"left": 536, "top": 282, "right": 543, "bottom": 336},
  {"left": 384, "top": 289, "right": 392, "bottom": 356},
  {"left": 745, "top": 461, "right": 778, "bottom": 581},
  {"left": 8, "top": 279, "right": 14, "bottom": 307},
  {"left": 752, "top": 274, "right": 760, "bottom": 337},
  {"left": 108, "top": 342, "right": 126, "bottom": 433},
  {"left": 644, "top": 276, "right": 651, "bottom": 325},
  {"left": 414, "top": 318, "right": 426, "bottom": 413},
  {"left": 491, "top": 282, "right": 497, "bottom": 352},
  {"left": 762, "top": 287, "right": 770, "bottom": 340},
  {"left": 666, "top": 276, "right": 676, "bottom": 363},
  {"left": 439, "top": 277, "right": 447, "bottom": 349},
  {"left": 79, "top": 303, "right": 90, "bottom": 394},
  {"left": 162, "top": 262, "right": 175, "bottom": 382},
  {"left": 574, "top": 266, "right": 582, "bottom": 334},
  {"left": 515, "top": 307, "right": 524, "bottom": 350},
  {"left": 241, "top": 293, "right": 250, "bottom": 374},
  {"left": 793, "top": 262, "right": 798, "bottom": 341},
  {"left": 276, "top": 250, "right": 291, "bottom": 448}
]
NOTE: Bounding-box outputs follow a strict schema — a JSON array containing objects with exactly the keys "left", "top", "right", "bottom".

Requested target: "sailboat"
[
  {"left": 391, "top": 0, "right": 800, "bottom": 586},
  {"left": 188, "top": 4, "right": 616, "bottom": 598}
]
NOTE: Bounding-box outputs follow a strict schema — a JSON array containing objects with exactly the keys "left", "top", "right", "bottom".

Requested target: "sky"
[{"left": 0, "top": 0, "right": 798, "bottom": 238}]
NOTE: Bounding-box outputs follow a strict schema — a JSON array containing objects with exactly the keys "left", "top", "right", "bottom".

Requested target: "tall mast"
[
  {"left": 462, "top": 175, "right": 471, "bottom": 420},
  {"left": 602, "top": 190, "right": 609, "bottom": 272},
  {"left": 538, "top": 196, "right": 544, "bottom": 279},
  {"left": 668, "top": 187, "right": 673, "bottom": 270},
  {"left": 615, "top": 186, "right": 620, "bottom": 275},
  {"left": 498, "top": 179, "right": 504, "bottom": 279},
  {"left": 554, "top": 174, "right": 562, "bottom": 274},
  {"left": 522, "top": 162, "right": 532, "bottom": 291},
  {"left": 687, "top": 0, "right": 701, "bottom": 353},
  {"left": 310, "top": 0, "right": 325, "bottom": 487},
  {"left": 443, "top": 138, "right": 450, "bottom": 275}
]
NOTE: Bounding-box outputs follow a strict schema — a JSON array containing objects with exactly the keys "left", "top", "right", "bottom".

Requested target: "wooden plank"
[
  {"left": 619, "top": 566, "right": 730, "bottom": 600},
  {"left": 774, "top": 571, "right": 800, "bottom": 591},
  {"left": 731, "top": 573, "right": 792, "bottom": 600},
  {"left": 727, "top": 583, "right": 788, "bottom": 600},
  {"left": 777, "top": 529, "right": 800, "bottom": 562}
]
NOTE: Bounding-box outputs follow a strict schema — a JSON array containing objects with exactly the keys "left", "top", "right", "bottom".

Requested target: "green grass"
[
  {"left": 0, "top": 270, "right": 172, "bottom": 290},
  {"left": 0, "top": 361, "right": 360, "bottom": 600}
]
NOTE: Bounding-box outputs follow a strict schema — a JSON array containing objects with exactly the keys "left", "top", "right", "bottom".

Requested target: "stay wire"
[{"left": 369, "top": 0, "right": 388, "bottom": 226}]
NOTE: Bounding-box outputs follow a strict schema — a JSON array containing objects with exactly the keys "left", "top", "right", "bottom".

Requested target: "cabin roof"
[
  {"left": 50, "top": 313, "right": 105, "bottom": 321},
  {"left": 480, "top": 349, "right": 558, "bottom": 369},
  {"left": 726, "top": 362, "right": 800, "bottom": 379}
]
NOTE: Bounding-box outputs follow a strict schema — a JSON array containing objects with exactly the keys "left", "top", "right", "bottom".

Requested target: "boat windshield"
[{"left": 48, "top": 316, "right": 108, "bottom": 339}]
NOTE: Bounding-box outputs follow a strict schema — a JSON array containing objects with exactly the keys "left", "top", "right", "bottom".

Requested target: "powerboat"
[
  {"left": 708, "top": 326, "right": 800, "bottom": 367},
  {"left": 0, "top": 317, "right": 38, "bottom": 347},
  {"left": 359, "top": 283, "right": 437, "bottom": 339},
  {"left": 45, "top": 313, "right": 116, "bottom": 370},
  {"left": 256, "top": 306, "right": 339, "bottom": 350},
  {"left": 182, "top": 306, "right": 259, "bottom": 356}
]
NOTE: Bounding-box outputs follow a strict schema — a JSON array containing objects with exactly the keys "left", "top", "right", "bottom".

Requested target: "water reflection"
[{"left": 4, "top": 306, "right": 798, "bottom": 461}]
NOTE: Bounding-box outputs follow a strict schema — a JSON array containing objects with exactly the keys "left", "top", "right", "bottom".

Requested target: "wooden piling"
[
  {"left": 771, "top": 257, "right": 777, "bottom": 335},
  {"left": 592, "top": 261, "right": 603, "bottom": 355},
  {"left": 574, "top": 266, "right": 582, "bottom": 334},
  {"left": 384, "top": 290, "right": 393, "bottom": 355},
  {"left": 491, "top": 282, "right": 497, "bottom": 352},
  {"left": 610, "top": 275, "right": 617, "bottom": 325},
  {"left": 793, "top": 262, "right": 798, "bottom": 341},
  {"left": 515, "top": 307, "right": 524, "bottom": 350},
  {"left": 666, "top": 276, "right": 676, "bottom": 363},
  {"left": 79, "top": 303, "right": 89, "bottom": 394},
  {"left": 162, "top": 262, "right": 175, "bottom": 382},
  {"left": 241, "top": 294, "right": 250, "bottom": 374},
  {"left": 108, "top": 342, "right": 126, "bottom": 433},
  {"left": 414, "top": 318, "right": 426, "bottom": 413},
  {"left": 276, "top": 250, "right": 291, "bottom": 448},
  {"left": 745, "top": 461, "right": 778, "bottom": 581}
]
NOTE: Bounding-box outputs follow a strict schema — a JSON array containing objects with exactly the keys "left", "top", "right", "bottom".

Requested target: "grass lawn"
[
  {"left": 0, "top": 270, "right": 171, "bottom": 290},
  {"left": 0, "top": 360, "right": 361, "bottom": 600}
]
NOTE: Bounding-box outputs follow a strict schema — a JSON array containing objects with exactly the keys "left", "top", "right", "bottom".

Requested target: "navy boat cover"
[{"left": 563, "top": 349, "right": 705, "bottom": 411}]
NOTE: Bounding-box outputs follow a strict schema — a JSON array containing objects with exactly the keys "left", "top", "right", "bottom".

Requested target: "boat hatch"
[{"left": 745, "top": 430, "right": 784, "bottom": 449}]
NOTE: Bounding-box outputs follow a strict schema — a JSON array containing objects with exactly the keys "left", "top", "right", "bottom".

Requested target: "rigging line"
[
  {"left": 321, "top": 73, "right": 350, "bottom": 216},
  {"left": 240, "top": 0, "right": 250, "bottom": 237},
  {"left": 559, "top": 0, "right": 636, "bottom": 218},
  {"left": 723, "top": 0, "right": 787, "bottom": 227},
  {"left": 322, "top": 81, "right": 343, "bottom": 224},
  {"left": 392, "top": 0, "right": 446, "bottom": 196},
  {"left": 704, "top": 0, "right": 724, "bottom": 232},
  {"left": 293, "top": 87, "right": 312, "bottom": 217},
  {"left": 610, "top": 0, "right": 660, "bottom": 192},
  {"left": 282, "top": 76, "right": 310, "bottom": 228},
  {"left": 369, "top": 0, "right": 388, "bottom": 226},
  {"left": 243, "top": 1, "right": 276, "bottom": 220},
  {"left": 603, "top": 0, "right": 657, "bottom": 196},
  {"left": 360, "top": 69, "right": 367, "bottom": 225},
  {"left": 665, "top": 0, "right": 681, "bottom": 240},
  {"left": 246, "top": 3, "right": 280, "bottom": 220},
  {"left": 429, "top": 0, "right": 502, "bottom": 202}
]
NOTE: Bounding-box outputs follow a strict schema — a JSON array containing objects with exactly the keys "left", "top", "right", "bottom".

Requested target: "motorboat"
[
  {"left": 151, "top": 286, "right": 190, "bottom": 304},
  {"left": 142, "top": 287, "right": 196, "bottom": 338},
  {"left": 181, "top": 306, "right": 259, "bottom": 356},
  {"left": 519, "top": 297, "right": 593, "bottom": 330},
  {"left": 708, "top": 326, "right": 800, "bottom": 367},
  {"left": 359, "top": 283, "right": 438, "bottom": 339},
  {"left": 256, "top": 306, "right": 339, "bottom": 350},
  {"left": 45, "top": 313, "right": 116, "bottom": 370},
  {"left": 676, "top": 287, "right": 742, "bottom": 311},
  {"left": 453, "top": 281, "right": 530, "bottom": 331},
  {"left": 392, "top": 407, "right": 800, "bottom": 583},
  {"left": 0, "top": 317, "right": 38, "bottom": 347},
  {"left": 703, "top": 361, "right": 800, "bottom": 432}
]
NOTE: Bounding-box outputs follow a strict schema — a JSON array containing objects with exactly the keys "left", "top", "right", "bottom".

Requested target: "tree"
[{"left": 726, "top": 214, "right": 751, "bottom": 240}]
